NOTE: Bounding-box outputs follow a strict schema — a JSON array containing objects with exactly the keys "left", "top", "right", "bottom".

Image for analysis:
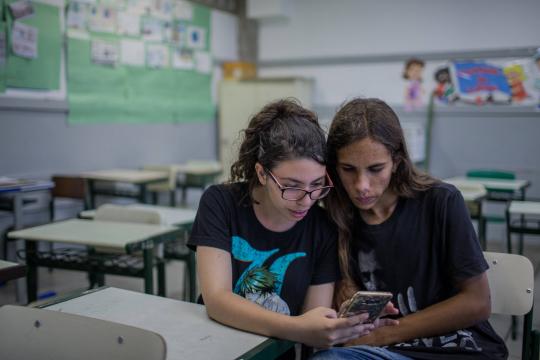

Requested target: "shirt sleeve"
[
  {"left": 187, "top": 185, "right": 232, "bottom": 253},
  {"left": 310, "top": 215, "right": 341, "bottom": 285},
  {"left": 441, "top": 186, "right": 488, "bottom": 282}
]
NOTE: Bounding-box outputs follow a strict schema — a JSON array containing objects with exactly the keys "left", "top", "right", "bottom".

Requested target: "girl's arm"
[
  {"left": 197, "top": 246, "right": 373, "bottom": 348},
  {"left": 347, "top": 272, "right": 490, "bottom": 346}
]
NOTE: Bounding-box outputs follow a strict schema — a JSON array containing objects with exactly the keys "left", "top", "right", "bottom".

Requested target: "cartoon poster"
[{"left": 451, "top": 61, "right": 511, "bottom": 104}]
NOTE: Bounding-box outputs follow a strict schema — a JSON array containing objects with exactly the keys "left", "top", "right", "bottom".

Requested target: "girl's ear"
[
  {"left": 392, "top": 158, "right": 400, "bottom": 173},
  {"left": 255, "top": 162, "right": 267, "bottom": 185}
]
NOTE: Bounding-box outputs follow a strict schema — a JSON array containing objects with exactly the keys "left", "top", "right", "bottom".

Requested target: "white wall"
[
  {"left": 256, "top": 0, "right": 540, "bottom": 106},
  {"left": 254, "top": 0, "right": 540, "bottom": 204}
]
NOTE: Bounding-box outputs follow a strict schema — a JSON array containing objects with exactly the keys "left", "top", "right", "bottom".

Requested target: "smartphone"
[{"left": 338, "top": 291, "right": 393, "bottom": 322}]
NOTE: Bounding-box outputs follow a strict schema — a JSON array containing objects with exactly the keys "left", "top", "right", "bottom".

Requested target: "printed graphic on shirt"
[
  {"left": 232, "top": 236, "right": 306, "bottom": 316},
  {"left": 358, "top": 249, "right": 386, "bottom": 291},
  {"left": 358, "top": 250, "right": 482, "bottom": 352}
]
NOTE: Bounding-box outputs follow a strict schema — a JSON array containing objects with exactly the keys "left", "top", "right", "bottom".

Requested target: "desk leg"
[
  {"left": 26, "top": 240, "right": 38, "bottom": 304},
  {"left": 143, "top": 246, "right": 154, "bottom": 294},
  {"left": 86, "top": 179, "right": 96, "bottom": 209},
  {"left": 13, "top": 193, "right": 27, "bottom": 303},
  {"left": 139, "top": 184, "right": 148, "bottom": 204}
]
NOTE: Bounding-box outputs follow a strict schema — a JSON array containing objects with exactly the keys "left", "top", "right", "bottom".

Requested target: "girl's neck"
[
  {"left": 359, "top": 190, "right": 399, "bottom": 225},
  {"left": 252, "top": 187, "right": 296, "bottom": 233}
]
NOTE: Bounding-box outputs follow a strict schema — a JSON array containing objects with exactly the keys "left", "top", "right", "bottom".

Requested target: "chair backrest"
[
  {"left": 143, "top": 165, "right": 177, "bottom": 190},
  {"left": 484, "top": 251, "right": 534, "bottom": 316},
  {"left": 95, "top": 204, "right": 162, "bottom": 225},
  {"left": 0, "top": 305, "right": 166, "bottom": 360},
  {"left": 467, "top": 169, "right": 516, "bottom": 180}
]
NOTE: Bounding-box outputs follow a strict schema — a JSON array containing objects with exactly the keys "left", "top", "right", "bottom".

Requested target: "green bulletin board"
[
  {"left": 67, "top": 0, "right": 214, "bottom": 124},
  {"left": 4, "top": 0, "right": 61, "bottom": 90}
]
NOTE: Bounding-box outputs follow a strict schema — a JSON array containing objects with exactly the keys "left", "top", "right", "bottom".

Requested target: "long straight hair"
[{"left": 324, "top": 98, "right": 437, "bottom": 304}]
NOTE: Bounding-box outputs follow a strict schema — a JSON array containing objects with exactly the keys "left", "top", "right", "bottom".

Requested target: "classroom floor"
[{"left": 1, "top": 221, "right": 539, "bottom": 359}]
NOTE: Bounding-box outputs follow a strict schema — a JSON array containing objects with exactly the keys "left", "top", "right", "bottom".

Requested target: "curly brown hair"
[{"left": 229, "top": 98, "right": 327, "bottom": 203}]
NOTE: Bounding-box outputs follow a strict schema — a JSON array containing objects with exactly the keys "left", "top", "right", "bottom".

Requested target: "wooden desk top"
[
  {"left": 80, "top": 169, "right": 168, "bottom": 184},
  {"left": 146, "top": 162, "right": 222, "bottom": 176},
  {"left": 444, "top": 176, "right": 530, "bottom": 192},
  {"left": 42, "top": 287, "right": 292, "bottom": 360},
  {"left": 7, "top": 219, "right": 178, "bottom": 253},
  {"left": 80, "top": 204, "right": 197, "bottom": 227},
  {"left": 0, "top": 260, "right": 26, "bottom": 283}
]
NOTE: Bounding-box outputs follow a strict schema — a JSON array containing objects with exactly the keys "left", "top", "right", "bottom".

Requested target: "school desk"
[
  {"left": 7, "top": 219, "right": 180, "bottom": 303},
  {"left": 0, "top": 260, "right": 26, "bottom": 283},
  {"left": 444, "top": 176, "right": 530, "bottom": 201},
  {"left": 79, "top": 204, "right": 199, "bottom": 301},
  {"left": 0, "top": 179, "right": 54, "bottom": 301},
  {"left": 79, "top": 169, "right": 169, "bottom": 209},
  {"left": 40, "top": 287, "right": 295, "bottom": 360}
]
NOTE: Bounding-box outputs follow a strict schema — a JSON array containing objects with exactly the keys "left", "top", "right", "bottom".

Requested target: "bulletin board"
[
  {"left": 0, "top": 0, "right": 215, "bottom": 124},
  {"left": 2, "top": 0, "right": 62, "bottom": 90},
  {"left": 66, "top": 0, "right": 214, "bottom": 124}
]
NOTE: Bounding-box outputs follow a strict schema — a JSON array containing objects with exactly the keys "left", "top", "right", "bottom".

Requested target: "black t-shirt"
[
  {"left": 188, "top": 183, "right": 340, "bottom": 316},
  {"left": 349, "top": 182, "right": 508, "bottom": 360}
]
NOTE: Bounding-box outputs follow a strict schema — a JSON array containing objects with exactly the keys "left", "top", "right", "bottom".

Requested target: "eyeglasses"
[{"left": 265, "top": 169, "right": 334, "bottom": 201}]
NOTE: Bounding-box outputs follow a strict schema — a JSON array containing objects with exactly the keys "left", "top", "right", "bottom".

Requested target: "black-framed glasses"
[{"left": 265, "top": 169, "right": 334, "bottom": 201}]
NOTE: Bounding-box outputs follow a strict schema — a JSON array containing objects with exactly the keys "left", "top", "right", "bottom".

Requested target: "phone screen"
[{"left": 338, "top": 291, "right": 393, "bottom": 322}]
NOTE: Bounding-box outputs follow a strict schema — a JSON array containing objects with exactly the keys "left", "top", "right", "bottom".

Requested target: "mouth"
[
  {"left": 355, "top": 196, "right": 376, "bottom": 206},
  {"left": 289, "top": 209, "right": 309, "bottom": 219}
]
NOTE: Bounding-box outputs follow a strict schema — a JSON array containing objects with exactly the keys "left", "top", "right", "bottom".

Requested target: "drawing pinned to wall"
[
  {"left": 88, "top": 4, "right": 116, "bottom": 33},
  {"left": 503, "top": 63, "right": 529, "bottom": 103},
  {"left": 174, "top": 0, "right": 193, "bottom": 20},
  {"left": 187, "top": 25, "right": 205, "bottom": 49},
  {"left": 146, "top": 43, "right": 169, "bottom": 68},
  {"left": 433, "top": 65, "right": 458, "bottom": 104},
  {"left": 403, "top": 57, "right": 425, "bottom": 111},
  {"left": 120, "top": 38, "right": 144, "bottom": 66},
  {"left": 91, "top": 39, "right": 118, "bottom": 65},
  {"left": 450, "top": 61, "right": 511, "bottom": 105},
  {"left": 8, "top": 0, "right": 35, "bottom": 20},
  {"left": 117, "top": 11, "right": 140, "bottom": 36},
  {"left": 141, "top": 17, "right": 162, "bottom": 41},
  {"left": 171, "top": 47, "right": 193, "bottom": 69},
  {"left": 67, "top": 1, "right": 89, "bottom": 30},
  {"left": 532, "top": 49, "right": 540, "bottom": 110},
  {"left": 171, "top": 22, "right": 186, "bottom": 45},
  {"left": 194, "top": 50, "right": 210, "bottom": 73},
  {"left": 11, "top": 21, "right": 38, "bottom": 59}
]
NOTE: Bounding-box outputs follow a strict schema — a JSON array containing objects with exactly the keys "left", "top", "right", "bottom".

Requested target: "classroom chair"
[
  {"left": 0, "top": 305, "right": 166, "bottom": 360},
  {"left": 177, "top": 160, "right": 222, "bottom": 206},
  {"left": 143, "top": 165, "right": 178, "bottom": 207},
  {"left": 89, "top": 204, "right": 168, "bottom": 296},
  {"left": 484, "top": 251, "right": 539, "bottom": 360},
  {"left": 467, "top": 169, "right": 519, "bottom": 245},
  {"left": 506, "top": 201, "right": 540, "bottom": 255}
]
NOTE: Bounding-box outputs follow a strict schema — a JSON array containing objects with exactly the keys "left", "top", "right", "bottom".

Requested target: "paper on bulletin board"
[
  {"left": 0, "top": 22, "right": 6, "bottom": 93},
  {"left": 5, "top": 0, "right": 61, "bottom": 90}
]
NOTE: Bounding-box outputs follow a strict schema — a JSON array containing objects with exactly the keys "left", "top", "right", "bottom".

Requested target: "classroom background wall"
[
  {"left": 0, "top": 8, "right": 238, "bottom": 178},
  {"left": 255, "top": 0, "right": 540, "bottom": 199}
]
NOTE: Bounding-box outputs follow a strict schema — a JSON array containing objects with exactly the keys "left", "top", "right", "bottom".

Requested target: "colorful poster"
[{"left": 451, "top": 61, "right": 511, "bottom": 103}]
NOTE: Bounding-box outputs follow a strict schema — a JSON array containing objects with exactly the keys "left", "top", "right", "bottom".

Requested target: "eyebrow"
[{"left": 279, "top": 175, "right": 326, "bottom": 186}]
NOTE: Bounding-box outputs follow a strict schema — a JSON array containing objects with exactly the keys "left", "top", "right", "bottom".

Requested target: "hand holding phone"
[{"left": 337, "top": 291, "right": 393, "bottom": 322}]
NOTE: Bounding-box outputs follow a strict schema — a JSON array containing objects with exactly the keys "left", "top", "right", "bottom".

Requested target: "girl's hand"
[
  {"left": 373, "top": 301, "right": 400, "bottom": 328},
  {"left": 294, "top": 307, "right": 374, "bottom": 348}
]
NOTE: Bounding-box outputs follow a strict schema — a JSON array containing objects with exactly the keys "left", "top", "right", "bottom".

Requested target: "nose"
[{"left": 355, "top": 173, "right": 370, "bottom": 193}]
